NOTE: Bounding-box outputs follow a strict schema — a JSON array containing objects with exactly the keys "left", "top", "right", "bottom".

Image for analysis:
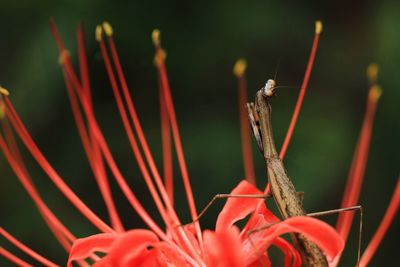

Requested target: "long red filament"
[
  {"left": 105, "top": 33, "right": 178, "bottom": 216},
  {"left": 159, "top": 78, "right": 174, "bottom": 204},
  {"left": 0, "top": 247, "right": 33, "bottom": 267},
  {"left": 77, "top": 23, "right": 92, "bottom": 106},
  {"left": 279, "top": 22, "right": 322, "bottom": 160},
  {"left": 1, "top": 120, "right": 101, "bottom": 265},
  {"left": 0, "top": 228, "right": 59, "bottom": 267},
  {"left": 88, "top": 119, "right": 198, "bottom": 264},
  {"left": 100, "top": 30, "right": 201, "bottom": 260},
  {"left": 62, "top": 66, "right": 196, "bottom": 262},
  {"left": 49, "top": 20, "right": 170, "bottom": 241},
  {"left": 153, "top": 36, "right": 204, "bottom": 251},
  {"left": 97, "top": 38, "right": 173, "bottom": 228},
  {"left": 63, "top": 71, "right": 124, "bottom": 233},
  {"left": 76, "top": 25, "right": 124, "bottom": 232},
  {"left": 0, "top": 133, "right": 74, "bottom": 251},
  {"left": 51, "top": 24, "right": 190, "bottom": 253},
  {"left": 58, "top": 43, "right": 198, "bottom": 262},
  {"left": 336, "top": 86, "right": 381, "bottom": 241},
  {"left": 359, "top": 178, "right": 400, "bottom": 267},
  {"left": 70, "top": 86, "right": 196, "bottom": 264},
  {"left": 234, "top": 59, "right": 256, "bottom": 184},
  {"left": 61, "top": 65, "right": 166, "bottom": 237},
  {"left": 3, "top": 97, "right": 114, "bottom": 234}
]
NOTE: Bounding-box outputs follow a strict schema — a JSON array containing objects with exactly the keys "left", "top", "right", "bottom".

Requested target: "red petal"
[
  {"left": 248, "top": 254, "right": 271, "bottom": 267},
  {"left": 68, "top": 230, "right": 161, "bottom": 267},
  {"left": 67, "top": 233, "right": 117, "bottom": 267},
  {"left": 124, "top": 242, "right": 189, "bottom": 267},
  {"left": 273, "top": 237, "right": 302, "bottom": 267},
  {"left": 153, "top": 242, "right": 189, "bottom": 266},
  {"left": 97, "top": 230, "right": 159, "bottom": 266},
  {"left": 241, "top": 203, "right": 301, "bottom": 266},
  {"left": 244, "top": 216, "right": 344, "bottom": 265},
  {"left": 203, "top": 227, "right": 246, "bottom": 267},
  {"left": 242, "top": 202, "right": 280, "bottom": 235},
  {"left": 216, "top": 180, "right": 265, "bottom": 232}
]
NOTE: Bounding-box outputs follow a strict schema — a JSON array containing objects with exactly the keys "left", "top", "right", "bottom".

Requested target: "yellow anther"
[
  {"left": 58, "top": 49, "right": 70, "bottom": 65},
  {"left": 102, "top": 21, "right": 113, "bottom": 37},
  {"left": 315, "top": 20, "right": 323, "bottom": 34},
  {"left": 233, "top": 58, "right": 247, "bottom": 77},
  {"left": 0, "top": 86, "right": 10, "bottom": 96},
  {"left": 369, "top": 85, "right": 382, "bottom": 102},
  {"left": 367, "top": 63, "right": 379, "bottom": 84},
  {"left": 95, "top": 25, "right": 103, "bottom": 42},
  {"left": 154, "top": 49, "right": 167, "bottom": 67},
  {"left": 0, "top": 101, "right": 5, "bottom": 119},
  {"left": 152, "top": 29, "right": 161, "bottom": 46}
]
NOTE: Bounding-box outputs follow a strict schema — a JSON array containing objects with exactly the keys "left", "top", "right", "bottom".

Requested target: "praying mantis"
[
  {"left": 247, "top": 79, "right": 364, "bottom": 267},
  {"left": 188, "top": 78, "right": 363, "bottom": 267},
  {"left": 248, "top": 80, "right": 328, "bottom": 266},
  {"left": 180, "top": 21, "right": 365, "bottom": 265}
]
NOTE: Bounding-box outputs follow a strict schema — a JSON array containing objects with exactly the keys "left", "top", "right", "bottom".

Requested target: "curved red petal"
[
  {"left": 68, "top": 230, "right": 160, "bottom": 267},
  {"left": 248, "top": 254, "right": 271, "bottom": 267},
  {"left": 203, "top": 227, "right": 246, "bottom": 267},
  {"left": 153, "top": 242, "right": 189, "bottom": 266},
  {"left": 245, "top": 216, "right": 344, "bottom": 265},
  {"left": 216, "top": 180, "right": 265, "bottom": 232},
  {"left": 67, "top": 233, "right": 117, "bottom": 267},
  {"left": 273, "top": 237, "right": 302, "bottom": 267},
  {"left": 243, "top": 202, "right": 280, "bottom": 235},
  {"left": 98, "top": 229, "right": 159, "bottom": 266},
  {"left": 241, "top": 203, "right": 301, "bottom": 266}
]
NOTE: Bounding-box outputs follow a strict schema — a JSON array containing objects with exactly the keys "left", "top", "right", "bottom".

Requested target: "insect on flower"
[{"left": 0, "top": 19, "right": 399, "bottom": 267}]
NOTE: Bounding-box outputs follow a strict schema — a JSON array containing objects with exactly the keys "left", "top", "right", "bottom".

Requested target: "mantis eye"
[{"left": 263, "top": 79, "right": 276, "bottom": 97}]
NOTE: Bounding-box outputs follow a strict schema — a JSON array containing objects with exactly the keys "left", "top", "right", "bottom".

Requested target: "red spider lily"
[{"left": 0, "top": 19, "right": 398, "bottom": 267}]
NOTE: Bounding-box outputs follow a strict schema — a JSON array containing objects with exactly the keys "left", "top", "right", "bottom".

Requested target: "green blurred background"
[{"left": 1, "top": 0, "right": 398, "bottom": 266}]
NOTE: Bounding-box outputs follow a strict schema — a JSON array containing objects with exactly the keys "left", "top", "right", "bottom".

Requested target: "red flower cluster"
[
  {"left": 67, "top": 180, "right": 343, "bottom": 266},
  {"left": 0, "top": 20, "right": 398, "bottom": 267}
]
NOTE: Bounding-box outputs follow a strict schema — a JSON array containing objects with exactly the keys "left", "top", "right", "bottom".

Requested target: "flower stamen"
[
  {"left": 0, "top": 247, "right": 33, "bottom": 267},
  {"left": 279, "top": 20, "right": 323, "bottom": 160},
  {"left": 359, "top": 177, "right": 400, "bottom": 267},
  {"left": 2, "top": 95, "right": 114, "bottom": 234},
  {"left": 153, "top": 28, "right": 205, "bottom": 253},
  {"left": 334, "top": 64, "right": 382, "bottom": 266},
  {"left": 1, "top": 228, "right": 59, "bottom": 267},
  {"left": 97, "top": 23, "right": 203, "bottom": 259},
  {"left": 234, "top": 59, "right": 256, "bottom": 184},
  {"left": 49, "top": 23, "right": 201, "bottom": 264}
]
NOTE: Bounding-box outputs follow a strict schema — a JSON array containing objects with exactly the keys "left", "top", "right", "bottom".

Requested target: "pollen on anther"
[
  {"left": 369, "top": 85, "right": 382, "bottom": 102},
  {"left": 315, "top": 20, "right": 323, "bottom": 34},
  {"left": 95, "top": 25, "right": 103, "bottom": 42},
  {"left": 102, "top": 22, "right": 113, "bottom": 37},
  {"left": 0, "top": 86, "right": 10, "bottom": 96},
  {"left": 58, "top": 50, "right": 70, "bottom": 65},
  {"left": 0, "top": 86, "right": 9, "bottom": 119},
  {"left": 233, "top": 59, "right": 247, "bottom": 78},
  {"left": 367, "top": 63, "right": 379, "bottom": 84},
  {"left": 153, "top": 49, "right": 167, "bottom": 67},
  {"left": 152, "top": 29, "right": 161, "bottom": 46},
  {"left": 0, "top": 101, "right": 5, "bottom": 119}
]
